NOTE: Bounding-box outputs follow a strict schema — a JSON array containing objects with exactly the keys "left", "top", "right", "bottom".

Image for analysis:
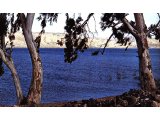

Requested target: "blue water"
[{"left": 0, "top": 48, "right": 160, "bottom": 105}]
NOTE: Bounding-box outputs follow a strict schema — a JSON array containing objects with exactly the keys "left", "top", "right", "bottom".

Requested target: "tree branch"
[
  {"left": 158, "top": 13, "right": 160, "bottom": 19},
  {"left": 121, "top": 17, "right": 139, "bottom": 38},
  {"left": 147, "top": 21, "right": 160, "bottom": 35},
  {"left": 101, "top": 33, "right": 114, "bottom": 55},
  {"left": 20, "top": 13, "right": 35, "bottom": 31},
  {"left": 0, "top": 47, "right": 24, "bottom": 105},
  {"left": 147, "top": 13, "right": 160, "bottom": 35},
  {"left": 20, "top": 13, "right": 36, "bottom": 48},
  {"left": 0, "top": 48, "right": 6, "bottom": 63},
  {"left": 26, "top": 13, "right": 35, "bottom": 31},
  {"left": 19, "top": 13, "right": 27, "bottom": 29},
  {"left": 111, "top": 21, "right": 121, "bottom": 27},
  {"left": 82, "top": 13, "right": 94, "bottom": 27}
]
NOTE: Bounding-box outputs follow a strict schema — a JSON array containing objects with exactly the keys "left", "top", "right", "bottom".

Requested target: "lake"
[{"left": 0, "top": 48, "right": 160, "bottom": 105}]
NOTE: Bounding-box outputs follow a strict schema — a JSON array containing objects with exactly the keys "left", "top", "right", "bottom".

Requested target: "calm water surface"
[{"left": 0, "top": 48, "right": 160, "bottom": 105}]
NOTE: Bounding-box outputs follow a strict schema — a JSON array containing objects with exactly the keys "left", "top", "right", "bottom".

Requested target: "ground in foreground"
[{"left": 18, "top": 89, "right": 160, "bottom": 107}]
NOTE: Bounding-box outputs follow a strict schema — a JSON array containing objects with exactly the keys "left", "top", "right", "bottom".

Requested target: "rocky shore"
[
  {"left": 33, "top": 89, "right": 160, "bottom": 107},
  {"left": 1, "top": 87, "right": 159, "bottom": 107},
  {"left": 26, "top": 80, "right": 159, "bottom": 107}
]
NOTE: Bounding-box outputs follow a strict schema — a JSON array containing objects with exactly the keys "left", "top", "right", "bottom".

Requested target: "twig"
[
  {"left": 92, "top": 15, "right": 98, "bottom": 33},
  {"left": 86, "top": 23, "right": 94, "bottom": 40},
  {"left": 65, "top": 13, "right": 69, "bottom": 20}
]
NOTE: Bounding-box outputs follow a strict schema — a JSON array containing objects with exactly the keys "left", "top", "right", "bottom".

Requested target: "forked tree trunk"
[
  {"left": 134, "top": 13, "right": 157, "bottom": 91},
  {"left": 20, "top": 13, "right": 43, "bottom": 105},
  {"left": 0, "top": 36, "right": 23, "bottom": 105}
]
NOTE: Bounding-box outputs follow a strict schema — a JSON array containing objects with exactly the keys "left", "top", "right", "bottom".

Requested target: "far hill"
[{"left": 5, "top": 32, "right": 160, "bottom": 48}]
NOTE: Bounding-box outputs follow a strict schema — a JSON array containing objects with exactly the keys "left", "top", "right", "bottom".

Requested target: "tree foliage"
[
  {"left": 100, "top": 13, "right": 135, "bottom": 49},
  {"left": 148, "top": 14, "right": 160, "bottom": 41},
  {"left": 39, "top": 13, "right": 94, "bottom": 63},
  {"left": 63, "top": 13, "right": 94, "bottom": 63},
  {"left": 0, "top": 13, "right": 9, "bottom": 76},
  {"left": 93, "top": 13, "right": 160, "bottom": 55},
  {"left": 37, "top": 13, "right": 58, "bottom": 32},
  {"left": 36, "top": 13, "right": 160, "bottom": 62},
  {"left": 0, "top": 13, "right": 160, "bottom": 105}
]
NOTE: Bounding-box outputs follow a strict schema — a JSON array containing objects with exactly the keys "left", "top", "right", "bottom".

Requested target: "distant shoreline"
[{"left": 5, "top": 32, "right": 160, "bottom": 48}]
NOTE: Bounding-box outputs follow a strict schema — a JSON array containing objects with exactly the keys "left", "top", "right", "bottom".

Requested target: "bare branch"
[
  {"left": 0, "top": 47, "right": 24, "bottom": 104},
  {"left": 101, "top": 33, "right": 114, "bottom": 55},
  {"left": 82, "top": 13, "right": 94, "bottom": 27},
  {"left": 0, "top": 48, "right": 6, "bottom": 63},
  {"left": 92, "top": 15, "right": 98, "bottom": 33},
  {"left": 86, "top": 23, "right": 94, "bottom": 39},
  {"left": 121, "top": 17, "right": 139, "bottom": 38}
]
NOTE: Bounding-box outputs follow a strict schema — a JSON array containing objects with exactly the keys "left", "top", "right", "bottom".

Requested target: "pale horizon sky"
[{"left": 32, "top": 13, "right": 159, "bottom": 39}]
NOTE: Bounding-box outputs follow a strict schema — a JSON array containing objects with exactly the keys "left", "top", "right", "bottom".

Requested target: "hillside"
[{"left": 5, "top": 32, "right": 160, "bottom": 48}]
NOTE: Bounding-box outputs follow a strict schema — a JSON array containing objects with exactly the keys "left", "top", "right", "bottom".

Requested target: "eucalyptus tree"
[
  {"left": 0, "top": 13, "right": 58, "bottom": 105},
  {"left": 0, "top": 13, "right": 159, "bottom": 106},
  {"left": 99, "top": 13, "right": 160, "bottom": 91},
  {"left": 0, "top": 13, "right": 23, "bottom": 105},
  {"left": 62, "top": 13, "right": 160, "bottom": 92},
  {"left": 20, "top": 13, "right": 58, "bottom": 105},
  {"left": 18, "top": 13, "right": 43, "bottom": 105}
]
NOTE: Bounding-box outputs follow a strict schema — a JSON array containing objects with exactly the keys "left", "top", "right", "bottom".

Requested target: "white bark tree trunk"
[
  {"left": 20, "top": 13, "right": 43, "bottom": 105},
  {"left": 0, "top": 48, "right": 23, "bottom": 104}
]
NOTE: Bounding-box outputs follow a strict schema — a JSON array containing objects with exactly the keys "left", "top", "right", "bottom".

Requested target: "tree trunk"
[
  {"left": 5, "top": 57, "right": 24, "bottom": 104},
  {"left": 20, "top": 13, "right": 43, "bottom": 105},
  {"left": 0, "top": 35, "right": 23, "bottom": 104},
  {"left": 134, "top": 13, "right": 157, "bottom": 91},
  {"left": 0, "top": 36, "right": 4, "bottom": 75}
]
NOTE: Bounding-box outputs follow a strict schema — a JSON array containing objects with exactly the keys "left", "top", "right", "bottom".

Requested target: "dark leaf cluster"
[
  {"left": 148, "top": 24, "right": 160, "bottom": 41},
  {"left": 100, "top": 13, "right": 132, "bottom": 46},
  {"left": 64, "top": 14, "right": 90, "bottom": 63},
  {"left": 100, "top": 13, "right": 126, "bottom": 31},
  {"left": 0, "top": 13, "right": 9, "bottom": 76},
  {"left": 37, "top": 13, "right": 58, "bottom": 30},
  {"left": 10, "top": 13, "right": 21, "bottom": 34},
  {"left": 6, "top": 13, "right": 22, "bottom": 49},
  {"left": 0, "top": 13, "right": 8, "bottom": 36}
]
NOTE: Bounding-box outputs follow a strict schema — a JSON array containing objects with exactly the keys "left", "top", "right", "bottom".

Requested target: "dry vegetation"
[{"left": 5, "top": 32, "right": 160, "bottom": 48}]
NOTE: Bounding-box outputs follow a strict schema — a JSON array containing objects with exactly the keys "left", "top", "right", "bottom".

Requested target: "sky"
[{"left": 32, "top": 13, "right": 159, "bottom": 39}]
